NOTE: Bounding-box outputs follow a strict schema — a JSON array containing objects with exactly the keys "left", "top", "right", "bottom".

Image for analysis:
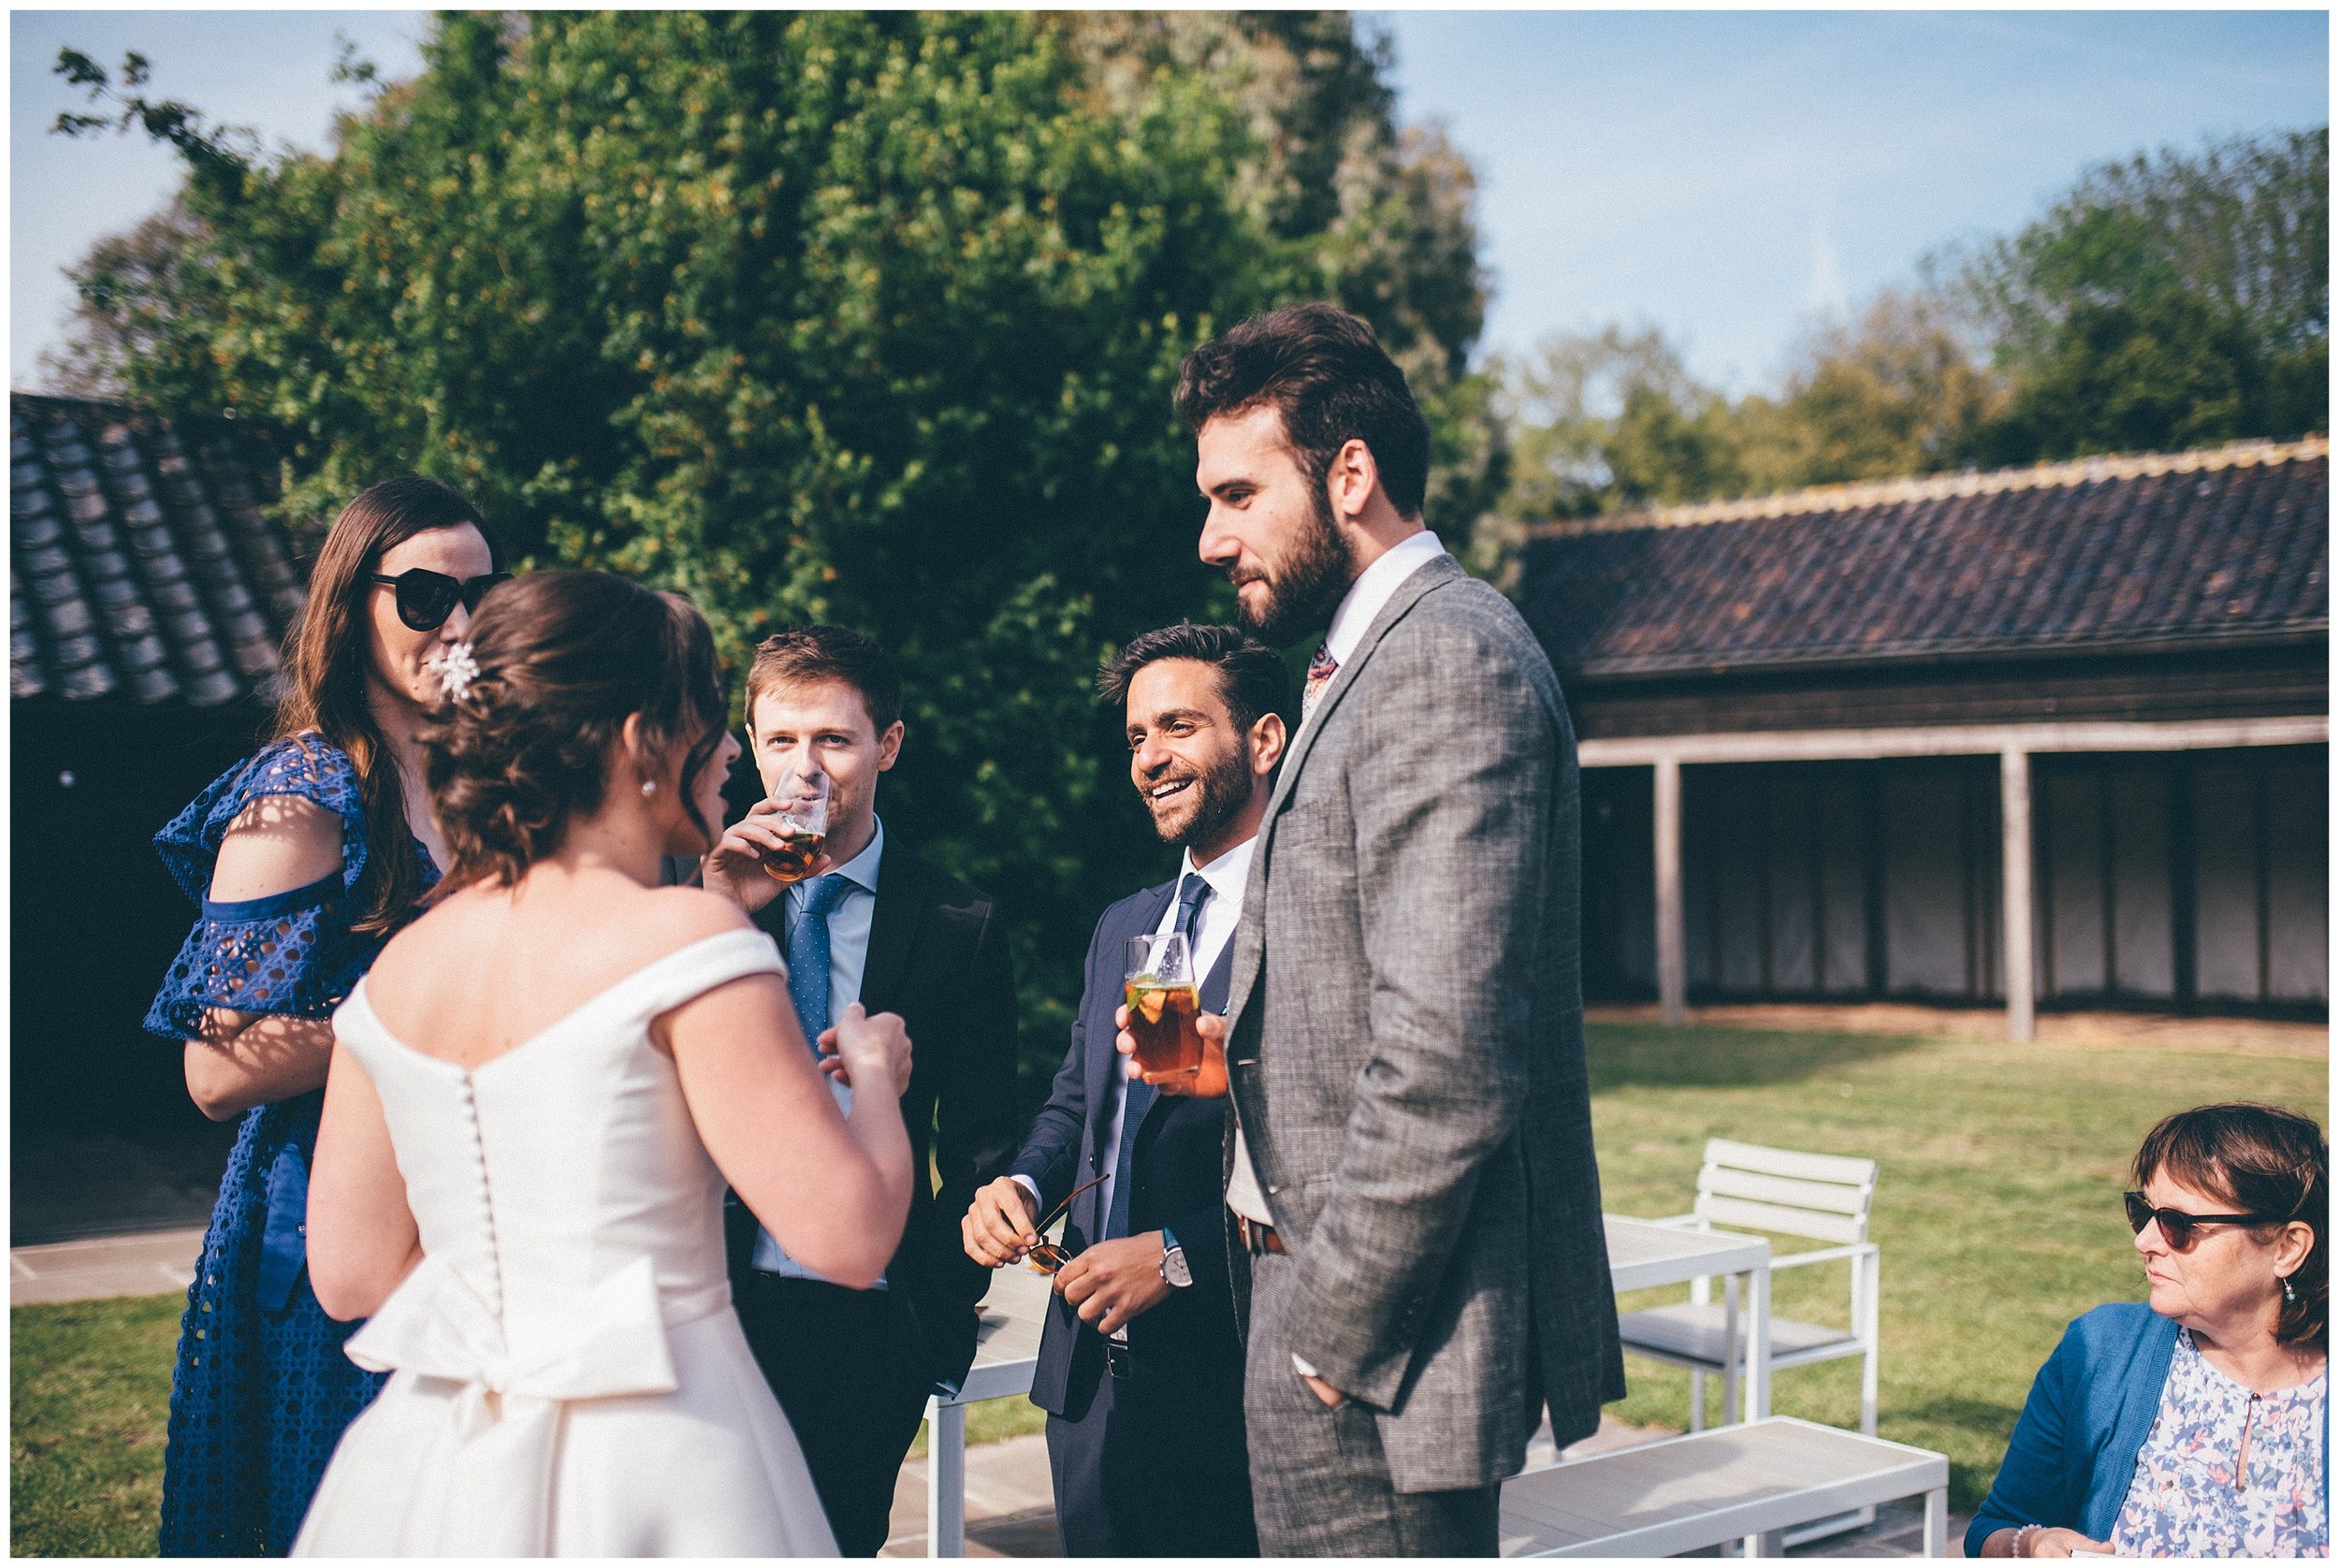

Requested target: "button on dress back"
[{"left": 296, "top": 929, "right": 839, "bottom": 1555}]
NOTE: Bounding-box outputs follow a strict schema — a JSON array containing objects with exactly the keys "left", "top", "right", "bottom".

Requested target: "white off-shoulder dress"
[{"left": 294, "top": 930, "right": 836, "bottom": 1557}]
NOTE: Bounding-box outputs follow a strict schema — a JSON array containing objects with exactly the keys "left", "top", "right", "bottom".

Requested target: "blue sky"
[
  {"left": 1372, "top": 9, "right": 2329, "bottom": 390},
  {"left": 11, "top": 10, "right": 2330, "bottom": 395}
]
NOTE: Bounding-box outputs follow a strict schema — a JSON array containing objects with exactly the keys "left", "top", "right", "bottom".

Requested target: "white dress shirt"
[
  {"left": 1226, "top": 529, "right": 1447, "bottom": 1225},
  {"left": 751, "top": 818, "right": 886, "bottom": 1282}
]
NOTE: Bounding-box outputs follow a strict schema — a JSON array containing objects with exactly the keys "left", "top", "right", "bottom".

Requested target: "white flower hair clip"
[{"left": 427, "top": 642, "right": 481, "bottom": 704}]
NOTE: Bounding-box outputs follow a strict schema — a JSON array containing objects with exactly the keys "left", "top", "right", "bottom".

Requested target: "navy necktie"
[
  {"left": 1105, "top": 874, "right": 1210, "bottom": 1241},
  {"left": 786, "top": 874, "right": 851, "bottom": 1051}
]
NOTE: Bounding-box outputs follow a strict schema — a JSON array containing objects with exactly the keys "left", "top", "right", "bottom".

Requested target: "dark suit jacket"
[
  {"left": 1222, "top": 553, "right": 1626, "bottom": 1492},
  {"left": 721, "top": 838, "right": 1021, "bottom": 1392},
  {"left": 1009, "top": 878, "right": 1241, "bottom": 1425}
]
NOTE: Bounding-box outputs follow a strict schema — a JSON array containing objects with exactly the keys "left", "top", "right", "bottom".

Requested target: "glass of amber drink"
[
  {"left": 1125, "top": 932, "right": 1203, "bottom": 1081},
  {"left": 760, "top": 770, "right": 831, "bottom": 882}
]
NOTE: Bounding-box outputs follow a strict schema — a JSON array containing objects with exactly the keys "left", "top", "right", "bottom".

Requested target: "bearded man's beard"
[
  {"left": 1234, "top": 485, "right": 1353, "bottom": 647},
  {"left": 1150, "top": 739, "right": 1255, "bottom": 849}
]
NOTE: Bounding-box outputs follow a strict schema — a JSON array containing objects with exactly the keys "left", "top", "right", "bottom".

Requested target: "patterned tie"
[
  {"left": 1106, "top": 874, "right": 1211, "bottom": 1241},
  {"left": 786, "top": 874, "right": 851, "bottom": 1052},
  {"left": 1302, "top": 642, "right": 1339, "bottom": 719},
  {"left": 754, "top": 873, "right": 859, "bottom": 1280}
]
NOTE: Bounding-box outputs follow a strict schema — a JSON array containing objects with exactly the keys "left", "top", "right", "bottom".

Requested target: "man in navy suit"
[{"left": 963, "top": 623, "right": 1287, "bottom": 1557}]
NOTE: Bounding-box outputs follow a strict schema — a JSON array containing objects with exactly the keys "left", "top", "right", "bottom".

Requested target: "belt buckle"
[{"left": 1104, "top": 1339, "right": 1134, "bottom": 1379}]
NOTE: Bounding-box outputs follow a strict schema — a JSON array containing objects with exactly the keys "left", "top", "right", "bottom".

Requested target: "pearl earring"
[
  {"left": 641, "top": 779, "right": 658, "bottom": 797},
  {"left": 2283, "top": 1275, "right": 2298, "bottom": 1304}
]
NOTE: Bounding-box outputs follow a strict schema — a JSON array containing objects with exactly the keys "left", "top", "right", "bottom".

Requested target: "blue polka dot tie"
[
  {"left": 787, "top": 874, "right": 850, "bottom": 1053},
  {"left": 757, "top": 872, "right": 864, "bottom": 1282}
]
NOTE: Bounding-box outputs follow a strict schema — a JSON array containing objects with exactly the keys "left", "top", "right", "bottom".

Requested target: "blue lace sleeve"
[
  {"left": 153, "top": 737, "right": 370, "bottom": 904},
  {"left": 144, "top": 738, "right": 377, "bottom": 1041}
]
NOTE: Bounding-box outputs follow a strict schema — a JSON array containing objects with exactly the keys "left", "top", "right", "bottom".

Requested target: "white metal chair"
[{"left": 1617, "top": 1139, "right": 1882, "bottom": 1543}]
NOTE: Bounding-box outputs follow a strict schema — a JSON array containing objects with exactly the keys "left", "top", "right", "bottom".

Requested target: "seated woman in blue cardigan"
[{"left": 1970, "top": 1102, "right": 2326, "bottom": 1558}]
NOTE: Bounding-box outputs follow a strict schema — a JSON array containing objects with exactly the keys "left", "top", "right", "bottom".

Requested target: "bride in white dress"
[{"left": 292, "top": 571, "right": 911, "bottom": 1557}]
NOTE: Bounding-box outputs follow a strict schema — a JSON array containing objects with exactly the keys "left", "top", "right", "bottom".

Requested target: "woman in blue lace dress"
[{"left": 145, "top": 475, "right": 506, "bottom": 1555}]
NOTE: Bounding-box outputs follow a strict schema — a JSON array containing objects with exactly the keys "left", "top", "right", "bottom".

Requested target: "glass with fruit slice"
[{"left": 1124, "top": 932, "right": 1203, "bottom": 1081}]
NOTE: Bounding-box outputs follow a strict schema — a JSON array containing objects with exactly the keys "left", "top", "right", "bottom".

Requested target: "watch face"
[{"left": 1162, "top": 1245, "right": 1193, "bottom": 1288}]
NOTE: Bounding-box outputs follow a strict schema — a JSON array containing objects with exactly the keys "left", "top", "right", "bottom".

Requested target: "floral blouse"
[{"left": 2111, "top": 1327, "right": 2328, "bottom": 1558}]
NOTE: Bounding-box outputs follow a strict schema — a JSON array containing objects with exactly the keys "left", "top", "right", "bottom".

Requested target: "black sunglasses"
[
  {"left": 1024, "top": 1172, "right": 1112, "bottom": 1277},
  {"left": 2124, "top": 1190, "right": 2283, "bottom": 1251},
  {"left": 370, "top": 568, "right": 511, "bottom": 632}
]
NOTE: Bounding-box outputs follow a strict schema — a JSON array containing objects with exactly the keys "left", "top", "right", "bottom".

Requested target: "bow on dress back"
[{"left": 293, "top": 929, "right": 837, "bottom": 1558}]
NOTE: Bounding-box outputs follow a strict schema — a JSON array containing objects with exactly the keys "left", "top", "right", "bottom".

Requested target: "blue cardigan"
[{"left": 1966, "top": 1303, "right": 2188, "bottom": 1555}]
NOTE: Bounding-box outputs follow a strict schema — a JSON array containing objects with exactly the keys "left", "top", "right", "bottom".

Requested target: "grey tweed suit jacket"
[{"left": 1221, "top": 550, "right": 1627, "bottom": 1494}]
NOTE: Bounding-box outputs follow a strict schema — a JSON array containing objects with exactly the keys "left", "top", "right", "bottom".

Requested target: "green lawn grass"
[
  {"left": 11, "top": 1023, "right": 2320, "bottom": 1552},
  {"left": 11, "top": 1294, "right": 181, "bottom": 1557},
  {"left": 1584, "top": 1024, "right": 2324, "bottom": 1511},
  {"left": 5, "top": 1287, "right": 1046, "bottom": 1556}
]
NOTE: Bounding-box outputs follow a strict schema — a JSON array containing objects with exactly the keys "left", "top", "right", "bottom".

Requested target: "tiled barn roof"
[
  {"left": 11, "top": 393, "right": 306, "bottom": 705},
  {"left": 1515, "top": 438, "right": 2329, "bottom": 678}
]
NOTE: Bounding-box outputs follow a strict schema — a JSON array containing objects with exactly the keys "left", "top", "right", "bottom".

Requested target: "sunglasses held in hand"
[
  {"left": 371, "top": 567, "right": 512, "bottom": 632},
  {"left": 2123, "top": 1190, "right": 2285, "bottom": 1251},
  {"left": 1024, "top": 1172, "right": 1111, "bottom": 1276}
]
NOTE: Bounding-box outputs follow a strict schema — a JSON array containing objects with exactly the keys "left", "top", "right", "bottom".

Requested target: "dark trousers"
[
  {"left": 734, "top": 1273, "right": 936, "bottom": 1557},
  {"left": 1044, "top": 1348, "right": 1258, "bottom": 1557},
  {"left": 1242, "top": 1255, "right": 1500, "bottom": 1556}
]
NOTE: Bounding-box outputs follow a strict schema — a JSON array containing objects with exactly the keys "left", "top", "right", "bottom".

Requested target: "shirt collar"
[
  {"left": 1181, "top": 835, "right": 1255, "bottom": 904},
  {"left": 1322, "top": 528, "right": 1446, "bottom": 667},
  {"left": 819, "top": 815, "right": 884, "bottom": 896}
]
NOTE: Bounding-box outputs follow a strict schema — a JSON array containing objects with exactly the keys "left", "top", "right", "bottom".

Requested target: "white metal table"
[
  {"left": 919, "top": 1263, "right": 1052, "bottom": 1556},
  {"left": 1500, "top": 1416, "right": 1948, "bottom": 1557},
  {"left": 1604, "top": 1213, "right": 1774, "bottom": 1423}
]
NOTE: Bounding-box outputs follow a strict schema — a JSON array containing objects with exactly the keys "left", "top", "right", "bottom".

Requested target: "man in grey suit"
[{"left": 1130, "top": 302, "right": 1626, "bottom": 1555}]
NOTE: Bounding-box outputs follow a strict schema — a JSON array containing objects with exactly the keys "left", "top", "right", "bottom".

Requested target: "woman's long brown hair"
[{"left": 270, "top": 475, "right": 501, "bottom": 935}]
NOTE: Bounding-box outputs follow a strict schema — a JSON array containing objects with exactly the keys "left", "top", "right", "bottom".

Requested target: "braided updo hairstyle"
[{"left": 422, "top": 570, "right": 730, "bottom": 894}]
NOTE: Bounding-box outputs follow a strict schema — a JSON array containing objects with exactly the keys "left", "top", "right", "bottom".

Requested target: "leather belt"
[{"left": 1237, "top": 1214, "right": 1286, "bottom": 1256}]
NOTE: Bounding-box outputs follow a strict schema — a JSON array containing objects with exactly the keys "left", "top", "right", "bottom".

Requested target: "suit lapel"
[
  {"left": 1225, "top": 553, "right": 1462, "bottom": 1030},
  {"left": 1198, "top": 935, "right": 1237, "bottom": 1015},
  {"left": 1262, "top": 552, "right": 1462, "bottom": 825},
  {"left": 858, "top": 840, "right": 923, "bottom": 1016}
]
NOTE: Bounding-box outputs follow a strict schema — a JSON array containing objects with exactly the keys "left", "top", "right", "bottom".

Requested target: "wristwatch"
[{"left": 1158, "top": 1225, "right": 1193, "bottom": 1288}]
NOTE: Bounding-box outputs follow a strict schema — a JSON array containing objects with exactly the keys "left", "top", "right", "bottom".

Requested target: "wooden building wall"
[
  {"left": 2035, "top": 748, "right": 2327, "bottom": 1009},
  {"left": 1582, "top": 746, "right": 2327, "bottom": 1015},
  {"left": 12, "top": 695, "right": 272, "bottom": 1136}
]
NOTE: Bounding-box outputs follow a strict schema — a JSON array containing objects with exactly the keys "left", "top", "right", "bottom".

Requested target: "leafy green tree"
[
  {"left": 1749, "top": 287, "right": 2005, "bottom": 487},
  {"left": 1056, "top": 13, "right": 1507, "bottom": 554},
  {"left": 53, "top": 12, "right": 1494, "bottom": 1096},
  {"left": 1502, "top": 128, "right": 2327, "bottom": 526},
  {"left": 1497, "top": 326, "right": 1748, "bottom": 520},
  {"left": 1954, "top": 128, "right": 2328, "bottom": 459}
]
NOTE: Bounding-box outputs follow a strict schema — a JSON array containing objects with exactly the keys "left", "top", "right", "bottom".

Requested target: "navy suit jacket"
[{"left": 1010, "top": 877, "right": 1242, "bottom": 1423}]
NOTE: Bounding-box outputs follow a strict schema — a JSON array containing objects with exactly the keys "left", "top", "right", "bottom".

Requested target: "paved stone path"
[
  {"left": 879, "top": 1424, "right": 1968, "bottom": 1559},
  {"left": 11, "top": 1226, "right": 203, "bottom": 1305}
]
